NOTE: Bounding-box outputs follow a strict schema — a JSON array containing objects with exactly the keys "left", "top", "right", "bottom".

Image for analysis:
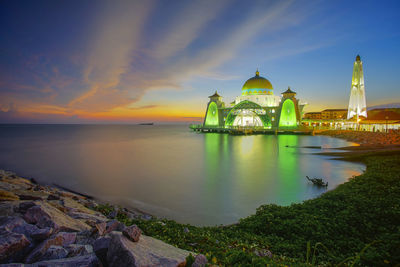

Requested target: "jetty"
[{"left": 189, "top": 124, "right": 313, "bottom": 136}]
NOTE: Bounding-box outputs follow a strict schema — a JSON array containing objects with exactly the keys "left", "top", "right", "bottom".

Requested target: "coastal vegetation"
[{"left": 96, "top": 150, "right": 400, "bottom": 266}]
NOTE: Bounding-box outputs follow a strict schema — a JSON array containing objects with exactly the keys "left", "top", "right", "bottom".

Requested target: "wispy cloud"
[
  {"left": 68, "top": 1, "right": 154, "bottom": 110},
  {"left": 151, "top": 0, "right": 229, "bottom": 59},
  {"left": 129, "top": 104, "right": 159, "bottom": 110}
]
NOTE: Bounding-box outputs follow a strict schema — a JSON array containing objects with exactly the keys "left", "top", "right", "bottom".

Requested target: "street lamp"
[{"left": 385, "top": 116, "right": 389, "bottom": 134}]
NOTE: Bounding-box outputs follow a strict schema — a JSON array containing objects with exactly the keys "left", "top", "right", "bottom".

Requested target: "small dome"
[{"left": 241, "top": 70, "right": 273, "bottom": 96}]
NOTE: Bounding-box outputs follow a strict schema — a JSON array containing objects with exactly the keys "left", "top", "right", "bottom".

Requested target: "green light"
[
  {"left": 225, "top": 100, "right": 271, "bottom": 128},
  {"left": 205, "top": 102, "right": 219, "bottom": 126},
  {"left": 279, "top": 99, "right": 297, "bottom": 127}
]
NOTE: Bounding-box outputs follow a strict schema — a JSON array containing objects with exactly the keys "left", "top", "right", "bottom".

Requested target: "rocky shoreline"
[{"left": 0, "top": 170, "right": 206, "bottom": 266}]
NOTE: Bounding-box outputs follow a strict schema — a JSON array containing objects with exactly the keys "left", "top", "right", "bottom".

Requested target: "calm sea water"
[{"left": 0, "top": 124, "right": 364, "bottom": 226}]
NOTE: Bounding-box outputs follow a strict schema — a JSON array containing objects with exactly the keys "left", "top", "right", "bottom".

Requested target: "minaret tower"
[{"left": 347, "top": 55, "right": 367, "bottom": 120}]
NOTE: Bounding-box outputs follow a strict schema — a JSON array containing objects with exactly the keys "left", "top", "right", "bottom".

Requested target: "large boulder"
[
  {"left": 107, "top": 232, "right": 191, "bottom": 267},
  {"left": 25, "top": 232, "right": 76, "bottom": 263},
  {"left": 23, "top": 202, "right": 90, "bottom": 232},
  {"left": 0, "top": 229, "right": 31, "bottom": 263},
  {"left": 93, "top": 236, "right": 111, "bottom": 266}
]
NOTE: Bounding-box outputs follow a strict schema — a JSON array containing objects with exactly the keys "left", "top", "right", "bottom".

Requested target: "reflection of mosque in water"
[
  {"left": 203, "top": 70, "right": 307, "bottom": 129},
  {"left": 202, "top": 133, "right": 305, "bottom": 206}
]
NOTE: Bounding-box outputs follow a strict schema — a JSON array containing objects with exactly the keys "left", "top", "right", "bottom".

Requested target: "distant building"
[
  {"left": 359, "top": 108, "right": 400, "bottom": 131},
  {"left": 347, "top": 55, "right": 367, "bottom": 119},
  {"left": 202, "top": 70, "right": 306, "bottom": 129},
  {"left": 321, "top": 109, "right": 348, "bottom": 120},
  {"left": 303, "top": 112, "right": 321, "bottom": 120}
]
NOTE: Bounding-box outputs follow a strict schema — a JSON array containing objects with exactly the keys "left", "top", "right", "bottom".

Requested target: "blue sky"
[{"left": 0, "top": 0, "right": 399, "bottom": 123}]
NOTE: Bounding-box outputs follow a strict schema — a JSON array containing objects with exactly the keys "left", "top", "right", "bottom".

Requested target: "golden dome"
[{"left": 241, "top": 70, "right": 273, "bottom": 95}]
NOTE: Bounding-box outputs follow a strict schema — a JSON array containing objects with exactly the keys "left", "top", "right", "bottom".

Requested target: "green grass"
[{"left": 95, "top": 152, "right": 400, "bottom": 266}]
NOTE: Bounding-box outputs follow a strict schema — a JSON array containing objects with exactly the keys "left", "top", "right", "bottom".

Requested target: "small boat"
[
  {"left": 138, "top": 123, "right": 154, "bottom": 125},
  {"left": 306, "top": 176, "right": 328, "bottom": 187}
]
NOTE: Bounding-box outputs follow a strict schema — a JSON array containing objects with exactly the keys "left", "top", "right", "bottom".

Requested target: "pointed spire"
[
  {"left": 255, "top": 69, "right": 259, "bottom": 76},
  {"left": 282, "top": 86, "right": 296, "bottom": 95},
  {"left": 356, "top": 55, "right": 361, "bottom": 61},
  {"left": 209, "top": 91, "right": 221, "bottom": 98}
]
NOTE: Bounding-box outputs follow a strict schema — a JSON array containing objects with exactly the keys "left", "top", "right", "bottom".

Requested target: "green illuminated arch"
[
  {"left": 279, "top": 99, "right": 297, "bottom": 127},
  {"left": 225, "top": 100, "right": 271, "bottom": 128},
  {"left": 204, "top": 102, "right": 219, "bottom": 126}
]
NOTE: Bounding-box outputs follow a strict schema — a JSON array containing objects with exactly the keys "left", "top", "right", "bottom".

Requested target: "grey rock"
[
  {"left": 68, "top": 212, "right": 106, "bottom": 222},
  {"left": 122, "top": 225, "right": 141, "bottom": 242},
  {"left": 254, "top": 248, "right": 272, "bottom": 258},
  {"left": 0, "top": 216, "right": 53, "bottom": 242},
  {"left": 29, "top": 253, "right": 100, "bottom": 267},
  {"left": 141, "top": 214, "right": 152, "bottom": 221},
  {"left": 107, "top": 232, "right": 190, "bottom": 267},
  {"left": 23, "top": 202, "right": 90, "bottom": 232},
  {"left": 74, "top": 230, "right": 96, "bottom": 246},
  {"left": 25, "top": 232, "right": 76, "bottom": 263},
  {"left": 107, "top": 210, "right": 117, "bottom": 219},
  {"left": 12, "top": 223, "right": 40, "bottom": 240},
  {"left": 95, "top": 222, "right": 107, "bottom": 236},
  {"left": 0, "top": 202, "right": 20, "bottom": 217},
  {"left": 0, "top": 229, "right": 31, "bottom": 263},
  {"left": 31, "top": 227, "right": 53, "bottom": 241},
  {"left": 0, "top": 216, "right": 26, "bottom": 232},
  {"left": 126, "top": 212, "right": 139, "bottom": 220},
  {"left": 192, "top": 254, "right": 208, "bottom": 267},
  {"left": 18, "top": 201, "right": 36, "bottom": 213},
  {"left": 105, "top": 220, "right": 124, "bottom": 234},
  {"left": 183, "top": 227, "right": 190, "bottom": 233},
  {"left": 93, "top": 236, "right": 111, "bottom": 267},
  {"left": 47, "top": 194, "right": 60, "bottom": 200},
  {"left": 40, "top": 245, "right": 68, "bottom": 261},
  {"left": 17, "top": 195, "right": 42, "bottom": 201},
  {"left": 66, "top": 244, "right": 93, "bottom": 257}
]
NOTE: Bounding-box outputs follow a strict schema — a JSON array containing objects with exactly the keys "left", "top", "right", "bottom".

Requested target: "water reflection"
[
  {"left": 201, "top": 133, "right": 364, "bottom": 224},
  {"left": 0, "top": 125, "right": 364, "bottom": 226}
]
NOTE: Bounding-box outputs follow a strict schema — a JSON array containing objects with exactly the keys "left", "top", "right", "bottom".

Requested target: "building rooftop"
[
  {"left": 365, "top": 110, "right": 400, "bottom": 121},
  {"left": 282, "top": 87, "right": 296, "bottom": 94},
  {"left": 209, "top": 91, "right": 221, "bottom": 98},
  {"left": 322, "top": 109, "right": 348, "bottom": 112}
]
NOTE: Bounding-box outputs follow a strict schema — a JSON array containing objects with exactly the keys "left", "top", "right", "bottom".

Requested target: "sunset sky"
[{"left": 1, "top": 0, "right": 399, "bottom": 123}]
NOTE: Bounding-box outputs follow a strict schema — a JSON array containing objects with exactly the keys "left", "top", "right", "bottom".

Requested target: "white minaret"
[{"left": 347, "top": 55, "right": 367, "bottom": 120}]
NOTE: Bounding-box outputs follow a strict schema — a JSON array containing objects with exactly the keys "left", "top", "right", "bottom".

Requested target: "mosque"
[{"left": 202, "top": 70, "right": 306, "bottom": 130}]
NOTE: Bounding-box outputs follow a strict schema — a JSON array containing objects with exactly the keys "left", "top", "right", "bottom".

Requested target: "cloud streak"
[{"left": 68, "top": 1, "right": 154, "bottom": 110}]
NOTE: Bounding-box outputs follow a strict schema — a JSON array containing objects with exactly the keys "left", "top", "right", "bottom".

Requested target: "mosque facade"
[{"left": 203, "top": 70, "right": 306, "bottom": 129}]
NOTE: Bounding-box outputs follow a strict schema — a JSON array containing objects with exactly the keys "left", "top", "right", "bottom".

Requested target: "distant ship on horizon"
[{"left": 138, "top": 122, "right": 154, "bottom": 125}]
